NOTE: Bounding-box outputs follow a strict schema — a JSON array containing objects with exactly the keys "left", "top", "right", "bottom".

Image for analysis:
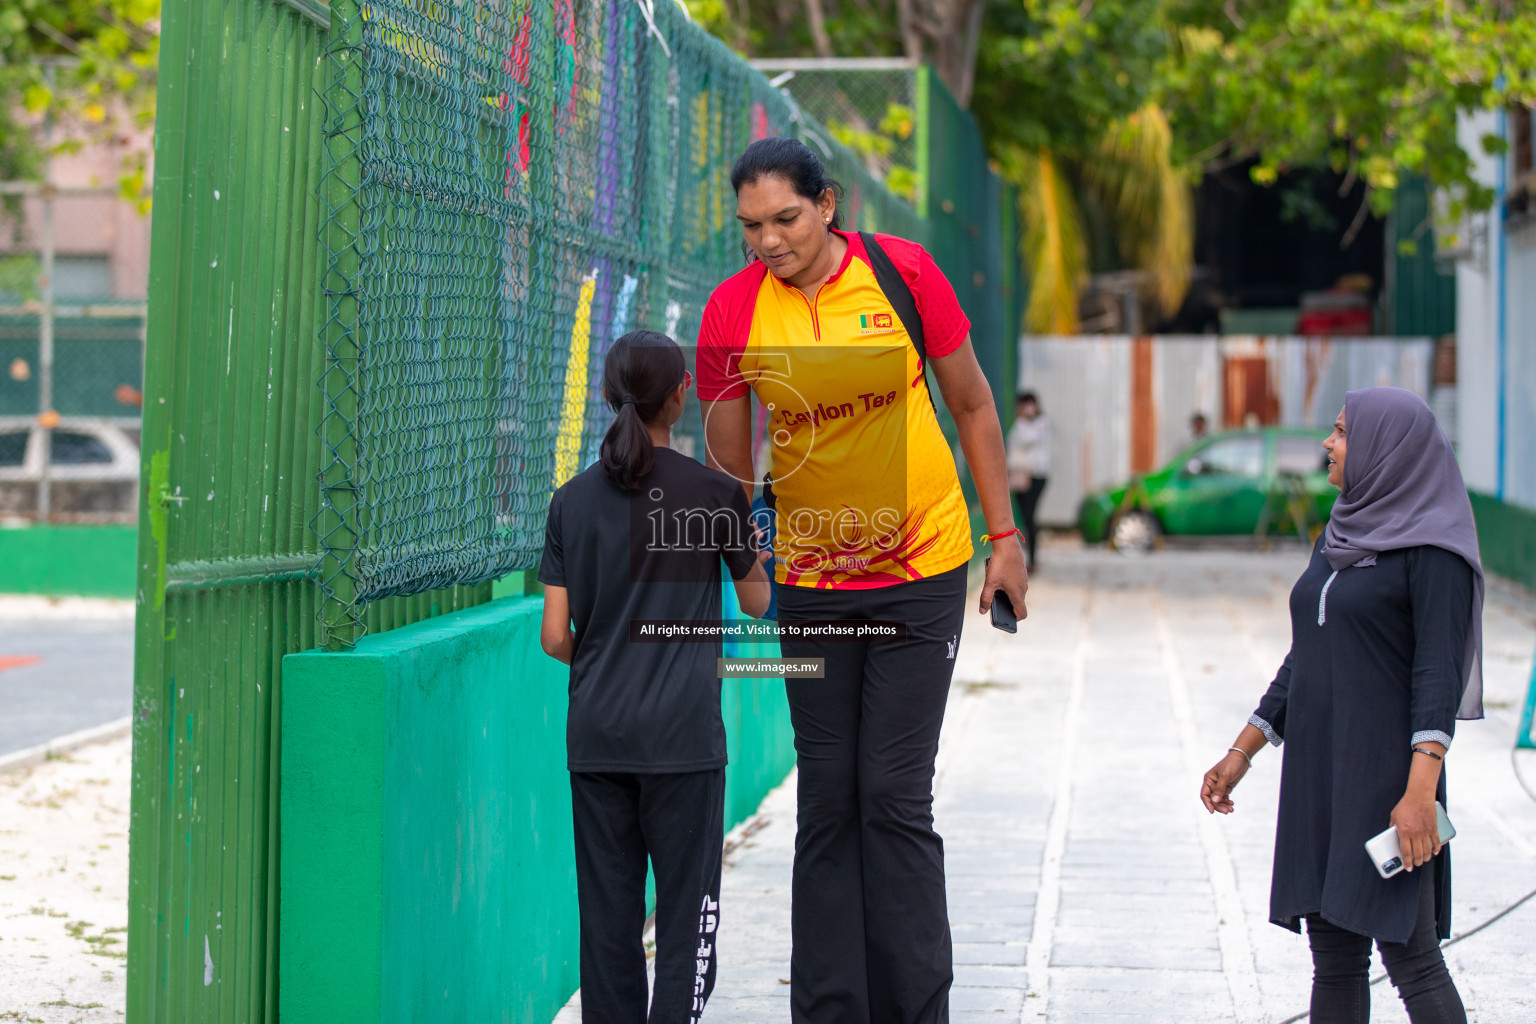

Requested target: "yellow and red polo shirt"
[{"left": 697, "top": 231, "right": 973, "bottom": 589}]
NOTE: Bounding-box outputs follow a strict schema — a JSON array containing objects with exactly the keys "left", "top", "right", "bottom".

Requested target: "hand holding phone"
[
  {"left": 1365, "top": 802, "right": 1456, "bottom": 878},
  {"left": 985, "top": 557, "right": 1018, "bottom": 633}
]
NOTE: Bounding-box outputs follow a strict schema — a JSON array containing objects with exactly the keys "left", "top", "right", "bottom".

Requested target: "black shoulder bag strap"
[{"left": 860, "top": 231, "right": 937, "bottom": 413}]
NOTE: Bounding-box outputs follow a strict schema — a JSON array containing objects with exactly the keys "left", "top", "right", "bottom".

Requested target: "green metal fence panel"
[
  {"left": 312, "top": 0, "right": 924, "bottom": 646},
  {"left": 998, "top": 179, "right": 1025, "bottom": 400},
  {"left": 129, "top": 2, "right": 487, "bottom": 1021},
  {"left": 918, "top": 68, "right": 1011, "bottom": 425},
  {"left": 1390, "top": 173, "right": 1456, "bottom": 338}
]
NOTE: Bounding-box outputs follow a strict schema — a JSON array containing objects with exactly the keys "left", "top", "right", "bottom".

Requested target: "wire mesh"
[
  {"left": 315, "top": 0, "right": 924, "bottom": 644},
  {"left": 0, "top": 310, "right": 145, "bottom": 419},
  {"left": 752, "top": 62, "right": 921, "bottom": 205}
]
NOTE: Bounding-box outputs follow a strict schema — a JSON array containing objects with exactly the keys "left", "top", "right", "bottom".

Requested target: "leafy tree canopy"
[
  {"left": 1157, "top": 0, "right": 1536, "bottom": 216},
  {"left": 698, "top": 0, "right": 1536, "bottom": 215},
  {"left": 0, "top": 0, "right": 159, "bottom": 208},
  {"left": 972, "top": 0, "right": 1167, "bottom": 158}
]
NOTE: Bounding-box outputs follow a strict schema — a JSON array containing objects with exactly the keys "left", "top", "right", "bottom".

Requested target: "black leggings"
[
  {"left": 1306, "top": 870, "right": 1465, "bottom": 1024},
  {"left": 1012, "top": 476, "right": 1047, "bottom": 566}
]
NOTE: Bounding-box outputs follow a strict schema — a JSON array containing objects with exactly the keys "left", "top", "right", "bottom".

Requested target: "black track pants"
[
  {"left": 777, "top": 562, "right": 969, "bottom": 1024},
  {"left": 570, "top": 769, "right": 725, "bottom": 1024}
]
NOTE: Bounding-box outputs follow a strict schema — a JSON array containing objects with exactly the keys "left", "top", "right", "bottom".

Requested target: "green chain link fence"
[{"left": 313, "top": 0, "right": 927, "bottom": 646}]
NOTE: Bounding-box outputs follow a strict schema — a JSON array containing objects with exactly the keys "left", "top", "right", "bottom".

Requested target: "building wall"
[
  {"left": 1455, "top": 110, "right": 1503, "bottom": 498},
  {"left": 1019, "top": 336, "right": 1134, "bottom": 527},
  {"left": 1454, "top": 105, "right": 1536, "bottom": 578},
  {"left": 1504, "top": 226, "right": 1536, "bottom": 512},
  {"left": 0, "top": 136, "right": 151, "bottom": 302},
  {"left": 1152, "top": 337, "right": 1224, "bottom": 462},
  {"left": 1272, "top": 337, "right": 1434, "bottom": 426}
]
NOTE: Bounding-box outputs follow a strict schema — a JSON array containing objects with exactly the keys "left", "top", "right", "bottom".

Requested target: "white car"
[{"left": 0, "top": 417, "right": 141, "bottom": 521}]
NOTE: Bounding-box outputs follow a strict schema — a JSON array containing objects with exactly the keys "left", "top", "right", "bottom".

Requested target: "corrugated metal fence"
[
  {"left": 128, "top": 3, "right": 489, "bottom": 1020},
  {"left": 1018, "top": 335, "right": 1436, "bottom": 526}
]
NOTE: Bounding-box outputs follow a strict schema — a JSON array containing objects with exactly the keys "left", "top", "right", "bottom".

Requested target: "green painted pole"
[
  {"left": 317, "top": 0, "right": 363, "bottom": 649},
  {"left": 126, "top": 0, "right": 190, "bottom": 1011},
  {"left": 915, "top": 63, "right": 930, "bottom": 222}
]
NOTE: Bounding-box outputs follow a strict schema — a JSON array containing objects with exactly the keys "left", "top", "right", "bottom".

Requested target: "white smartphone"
[{"left": 1364, "top": 802, "right": 1456, "bottom": 879}]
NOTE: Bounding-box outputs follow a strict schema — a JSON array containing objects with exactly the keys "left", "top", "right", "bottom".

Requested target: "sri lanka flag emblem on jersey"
[{"left": 860, "top": 312, "right": 894, "bottom": 330}]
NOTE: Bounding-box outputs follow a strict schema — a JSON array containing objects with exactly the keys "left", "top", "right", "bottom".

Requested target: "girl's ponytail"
[{"left": 600, "top": 331, "right": 686, "bottom": 491}]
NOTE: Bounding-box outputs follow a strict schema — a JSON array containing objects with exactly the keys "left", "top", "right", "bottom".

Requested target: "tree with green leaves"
[
  {"left": 973, "top": 0, "right": 1185, "bottom": 332},
  {"left": 0, "top": 0, "right": 159, "bottom": 206},
  {"left": 1157, "top": 0, "right": 1536, "bottom": 240},
  {"left": 687, "top": 0, "right": 986, "bottom": 105},
  {"left": 693, "top": 0, "right": 1536, "bottom": 333}
]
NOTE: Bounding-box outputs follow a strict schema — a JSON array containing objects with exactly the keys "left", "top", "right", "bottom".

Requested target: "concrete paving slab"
[{"left": 953, "top": 942, "right": 1029, "bottom": 966}]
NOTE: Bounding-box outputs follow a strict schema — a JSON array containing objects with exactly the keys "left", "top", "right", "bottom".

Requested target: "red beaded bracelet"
[{"left": 980, "top": 528, "right": 1021, "bottom": 544}]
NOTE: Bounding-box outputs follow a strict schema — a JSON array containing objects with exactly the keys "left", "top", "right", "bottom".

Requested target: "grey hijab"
[{"left": 1322, "top": 386, "right": 1484, "bottom": 720}]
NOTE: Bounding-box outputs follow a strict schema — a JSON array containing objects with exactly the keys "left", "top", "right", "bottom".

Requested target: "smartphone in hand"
[
  {"left": 984, "top": 556, "right": 1018, "bottom": 633},
  {"left": 1365, "top": 802, "right": 1456, "bottom": 878}
]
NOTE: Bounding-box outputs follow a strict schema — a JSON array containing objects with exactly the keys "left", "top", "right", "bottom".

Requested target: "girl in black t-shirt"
[{"left": 539, "top": 331, "right": 770, "bottom": 1022}]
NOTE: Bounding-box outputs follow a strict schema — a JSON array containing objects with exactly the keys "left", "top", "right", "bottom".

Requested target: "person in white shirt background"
[{"left": 1005, "top": 391, "right": 1052, "bottom": 572}]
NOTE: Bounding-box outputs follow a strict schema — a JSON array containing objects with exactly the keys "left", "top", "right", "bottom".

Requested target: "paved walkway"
[
  {"left": 0, "top": 597, "right": 134, "bottom": 756},
  {"left": 694, "top": 545, "right": 1536, "bottom": 1023}
]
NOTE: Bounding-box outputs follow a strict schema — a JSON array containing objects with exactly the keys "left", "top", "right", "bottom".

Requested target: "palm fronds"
[
  {"left": 1006, "top": 145, "right": 1088, "bottom": 335},
  {"left": 1085, "top": 104, "right": 1193, "bottom": 318},
  {"left": 1004, "top": 103, "right": 1194, "bottom": 334}
]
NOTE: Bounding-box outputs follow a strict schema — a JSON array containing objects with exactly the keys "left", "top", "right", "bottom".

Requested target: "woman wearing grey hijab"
[{"left": 1200, "top": 387, "right": 1482, "bottom": 1024}]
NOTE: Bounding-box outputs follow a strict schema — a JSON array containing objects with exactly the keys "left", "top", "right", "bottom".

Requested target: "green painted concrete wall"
[
  {"left": 281, "top": 587, "right": 794, "bottom": 1023},
  {"left": 1472, "top": 491, "right": 1536, "bottom": 590},
  {"left": 0, "top": 524, "right": 137, "bottom": 598}
]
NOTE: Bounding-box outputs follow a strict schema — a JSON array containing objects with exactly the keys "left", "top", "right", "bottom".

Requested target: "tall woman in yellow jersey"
[{"left": 697, "top": 137, "right": 1028, "bottom": 1024}]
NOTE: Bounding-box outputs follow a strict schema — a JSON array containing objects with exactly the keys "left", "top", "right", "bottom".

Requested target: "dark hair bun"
[{"left": 730, "top": 137, "right": 845, "bottom": 231}]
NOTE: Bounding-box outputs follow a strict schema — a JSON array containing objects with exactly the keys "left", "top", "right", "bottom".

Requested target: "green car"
[{"left": 1077, "top": 427, "right": 1338, "bottom": 554}]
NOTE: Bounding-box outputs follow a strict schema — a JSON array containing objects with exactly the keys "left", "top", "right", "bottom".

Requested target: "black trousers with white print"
[
  {"left": 776, "top": 561, "right": 969, "bottom": 1024},
  {"left": 570, "top": 769, "right": 724, "bottom": 1024}
]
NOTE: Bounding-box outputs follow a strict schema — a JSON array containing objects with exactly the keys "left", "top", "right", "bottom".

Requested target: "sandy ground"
[{"left": 0, "top": 737, "right": 129, "bottom": 1024}]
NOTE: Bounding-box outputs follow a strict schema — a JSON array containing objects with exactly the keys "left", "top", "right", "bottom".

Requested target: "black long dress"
[{"left": 1251, "top": 540, "right": 1473, "bottom": 944}]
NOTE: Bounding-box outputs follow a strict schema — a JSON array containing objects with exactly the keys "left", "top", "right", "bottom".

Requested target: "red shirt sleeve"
[
  {"left": 873, "top": 233, "right": 971, "bottom": 358},
  {"left": 695, "top": 263, "right": 766, "bottom": 402}
]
